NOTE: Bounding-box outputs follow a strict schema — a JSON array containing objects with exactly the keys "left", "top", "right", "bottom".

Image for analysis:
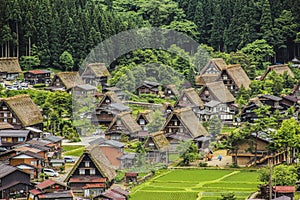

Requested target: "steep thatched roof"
[
  {"left": 175, "top": 88, "right": 204, "bottom": 108},
  {"left": 2, "top": 94, "right": 43, "bottom": 127},
  {"left": 99, "top": 91, "right": 122, "bottom": 105},
  {"left": 55, "top": 72, "right": 84, "bottom": 90},
  {"left": 0, "top": 57, "right": 22, "bottom": 73},
  {"left": 82, "top": 63, "right": 110, "bottom": 78},
  {"left": 163, "top": 107, "right": 208, "bottom": 138},
  {"left": 195, "top": 74, "right": 218, "bottom": 86},
  {"left": 224, "top": 64, "right": 251, "bottom": 89},
  {"left": 200, "top": 58, "right": 227, "bottom": 74},
  {"left": 136, "top": 110, "right": 152, "bottom": 124},
  {"left": 107, "top": 112, "right": 142, "bottom": 134},
  {"left": 65, "top": 145, "right": 116, "bottom": 182},
  {"left": 202, "top": 81, "right": 235, "bottom": 103},
  {"left": 146, "top": 131, "right": 170, "bottom": 151},
  {"left": 164, "top": 84, "right": 179, "bottom": 96},
  {"left": 260, "top": 64, "right": 294, "bottom": 80}
]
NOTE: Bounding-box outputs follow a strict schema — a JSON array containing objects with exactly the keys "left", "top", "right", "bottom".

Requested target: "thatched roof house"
[
  {"left": 106, "top": 112, "right": 142, "bottom": 140},
  {"left": 64, "top": 145, "right": 116, "bottom": 190},
  {"left": 260, "top": 64, "right": 294, "bottom": 80},
  {"left": 162, "top": 107, "right": 208, "bottom": 142},
  {"left": 49, "top": 72, "right": 83, "bottom": 91},
  {"left": 200, "top": 58, "right": 227, "bottom": 75},
  {"left": 0, "top": 57, "right": 22, "bottom": 80},
  {"left": 199, "top": 81, "right": 235, "bottom": 103},
  {"left": 144, "top": 131, "right": 170, "bottom": 151},
  {"left": 163, "top": 84, "right": 180, "bottom": 98},
  {"left": 0, "top": 94, "right": 43, "bottom": 129},
  {"left": 222, "top": 64, "right": 251, "bottom": 89},
  {"left": 81, "top": 63, "right": 110, "bottom": 86},
  {"left": 174, "top": 88, "right": 204, "bottom": 109}
]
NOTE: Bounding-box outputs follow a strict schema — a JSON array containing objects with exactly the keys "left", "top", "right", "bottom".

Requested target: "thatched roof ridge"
[
  {"left": 204, "top": 81, "right": 235, "bottom": 103},
  {"left": 0, "top": 57, "right": 22, "bottom": 73},
  {"left": 55, "top": 72, "right": 83, "bottom": 90},
  {"left": 2, "top": 94, "right": 43, "bottom": 127},
  {"left": 260, "top": 64, "right": 294, "bottom": 80},
  {"left": 225, "top": 64, "right": 251, "bottom": 89}
]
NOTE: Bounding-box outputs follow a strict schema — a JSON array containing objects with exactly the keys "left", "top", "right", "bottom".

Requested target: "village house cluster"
[{"left": 0, "top": 56, "right": 298, "bottom": 199}]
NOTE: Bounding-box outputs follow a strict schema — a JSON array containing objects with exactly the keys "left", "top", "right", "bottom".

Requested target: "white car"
[
  {"left": 43, "top": 168, "right": 59, "bottom": 177},
  {"left": 64, "top": 156, "right": 75, "bottom": 163}
]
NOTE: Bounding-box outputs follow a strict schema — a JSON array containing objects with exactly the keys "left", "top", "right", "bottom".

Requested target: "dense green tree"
[
  {"left": 147, "top": 110, "right": 165, "bottom": 133},
  {"left": 177, "top": 140, "right": 198, "bottom": 166},
  {"left": 208, "top": 115, "right": 222, "bottom": 140},
  {"left": 59, "top": 51, "right": 74, "bottom": 71}
]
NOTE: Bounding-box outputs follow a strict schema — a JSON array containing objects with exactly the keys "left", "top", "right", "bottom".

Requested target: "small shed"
[
  {"left": 273, "top": 186, "right": 295, "bottom": 199},
  {"left": 125, "top": 172, "right": 138, "bottom": 183}
]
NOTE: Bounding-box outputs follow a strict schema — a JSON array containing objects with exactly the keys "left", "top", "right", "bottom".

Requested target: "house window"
[
  {"left": 149, "top": 143, "right": 154, "bottom": 147},
  {"left": 223, "top": 75, "right": 228, "bottom": 80},
  {"left": 167, "top": 90, "right": 172, "bottom": 94},
  {"left": 79, "top": 169, "right": 85, "bottom": 175},
  {"left": 174, "top": 121, "right": 178, "bottom": 126},
  {"left": 90, "top": 168, "right": 95, "bottom": 175},
  {"left": 13, "top": 118, "right": 16, "bottom": 123},
  {"left": 182, "top": 96, "right": 187, "bottom": 101},
  {"left": 169, "top": 128, "right": 172, "bottom": 133},
  {"left": 179, "top": 128, "right": 183, "bottom": 133},
  {"left": 139, "top": 119, "right": 145, "bottom": 125},
  {"left": 18, "top": 137, "right": 24, "bottom": 142},
  {"left": 85, "top": 161, "right": 90, "bottom": 167},
  {"left": 105, "top": 99, "right": 111, "bottom": 103},
  {"left": 1, "top": 138, "right": 6, "bottom": 142},
  {"left": 30, "top": 161, "right": 37, "bottom": 166},
  {"left": 4, "top": 118, "right": 7, "bottom": 122},
  {"left": 116, "top": 119, "right": 121, "bottom": 125},
  {"left": 3, "top": 113, "right": 7, "bottom": 117},
  {"left": 2, "top": 107, "right": 7, "bottom": 110}
]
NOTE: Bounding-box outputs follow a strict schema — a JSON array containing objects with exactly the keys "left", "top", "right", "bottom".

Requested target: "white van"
[{"left": 43, "top": 168, "right": 59, "bottom": 177}]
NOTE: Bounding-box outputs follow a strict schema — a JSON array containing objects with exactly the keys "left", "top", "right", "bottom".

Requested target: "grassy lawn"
[
  {"left": 221, "top": 126, "right": 237, "bottom": 134},
  {"left": 62, "top": 145, "right": 85, "bottom": 157},
  {"left": 130, "top": 169, "right": 261, "bottom": 200}
]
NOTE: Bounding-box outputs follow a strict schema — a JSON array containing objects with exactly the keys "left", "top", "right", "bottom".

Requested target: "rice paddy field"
[{"left": 130, "top": 169, "right": 261, "bottom": 200}]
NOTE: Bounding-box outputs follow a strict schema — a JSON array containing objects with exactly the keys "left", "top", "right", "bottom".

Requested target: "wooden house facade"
[
  {"left": 81, "top": 63, "right": 110, "bottom": 86},
  {"left": 93, "top": 92, "right": 130, "bottom": 127},
  {"left": 105, "top": 112, "right": 142, "bottom": 140},
  {"left": 65, "top": 145, "right": 116, "bottom": 198},
  {"left": 0, "top": 130, "right": 31, "bottom": 148},
  {"left": 0, "top": 94, "right": 43, "bottom": 130},
  {"left": 199, "top": 81, "right": 236, "bottom": 123},
  {"left": 163, "top": 84, "right": 179, "bottom": 99},
  {"left": 24, "top": 70, "right": 51, "bottom": 85},
  {"left": 136, "top": 81, "right": 160, "bottom": 95},
  {"left": 0, "top": 163, "right": 32, "bottom": 199},
  {"left": 0, "top": 57, "right": 22, "bottom": 80}
]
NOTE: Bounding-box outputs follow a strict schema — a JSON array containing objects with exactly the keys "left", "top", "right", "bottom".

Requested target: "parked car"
[
  {"left": 64, "top": 156, "right": 75, "bottom": 163},
  {"left": 43, "top": 168, "right": 59, "bottom": 177}
]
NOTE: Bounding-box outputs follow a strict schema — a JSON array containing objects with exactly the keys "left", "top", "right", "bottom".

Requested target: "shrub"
[
  {"left": 33, "top": 83, "right": 46, "bottom": 88},
  {"left": 199, "top": 162, "right": 208, "bottom": 167}
]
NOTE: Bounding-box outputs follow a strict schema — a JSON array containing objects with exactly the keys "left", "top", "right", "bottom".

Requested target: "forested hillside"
[{"left": 1, "top": 0, "right": 300, "bottom": 70}]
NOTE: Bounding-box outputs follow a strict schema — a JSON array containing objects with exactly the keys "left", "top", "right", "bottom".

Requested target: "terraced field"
[{"left": 130, "top": 169, "right": 260, "bottom": 200}]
